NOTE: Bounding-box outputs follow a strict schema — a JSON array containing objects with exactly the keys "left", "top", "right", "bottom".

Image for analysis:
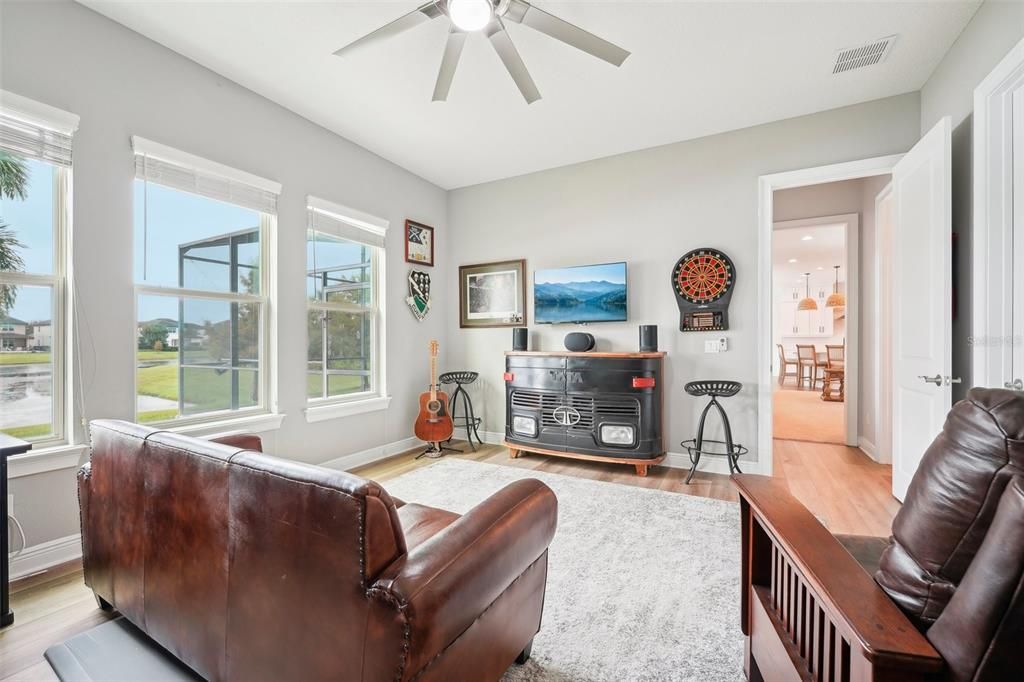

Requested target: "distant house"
[
  {"left": 29, "top": 320, "right": 53, "bottom": 350},
  {"left": 0, "top": 316, "right": 30, "bottom": 350}
]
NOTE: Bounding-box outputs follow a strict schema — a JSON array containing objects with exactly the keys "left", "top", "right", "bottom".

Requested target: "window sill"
[
  {"left": 305, "top": 395, "right": 391, "bottom": 423},
  {"left": 168, "top": 412, "right": 286, "bottom": 438},
  {"left": 9, "top": 443, "right": 90, "bottom": 479}
]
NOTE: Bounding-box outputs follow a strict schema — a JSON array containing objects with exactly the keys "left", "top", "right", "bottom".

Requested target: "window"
[
  {"left": 0, "top": 92, "right": 77, "bottom": 444},
  {"left": 306, "top": 197, "right": 387, "bottom": 411},
  {"left": 133, "top": 137, "right": 280, "bottom": 425}
]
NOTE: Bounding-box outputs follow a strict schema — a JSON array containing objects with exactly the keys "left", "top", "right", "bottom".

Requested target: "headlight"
[
  {"left": 512, "top": 415, "right": 537, "bottom": 437},
  {"left": 600, "top": 424, "right": 635, "bottom": 446}
]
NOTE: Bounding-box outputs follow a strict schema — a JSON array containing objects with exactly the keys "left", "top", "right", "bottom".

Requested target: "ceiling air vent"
[{"left": 832, "top": 35, "right": 897, "bottom": 74}]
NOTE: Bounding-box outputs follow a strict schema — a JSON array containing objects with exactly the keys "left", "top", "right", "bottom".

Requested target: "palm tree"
[{"left": 0, "top": 150, "right": 28, "bottom": 315}]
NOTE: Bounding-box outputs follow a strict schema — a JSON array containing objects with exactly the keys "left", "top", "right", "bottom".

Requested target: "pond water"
[
  {"left": 0, "top": 364, "right": 54, "bottom": 430},
  {"left": 0, "top": 362, "right": 179, "bottom": 430}
]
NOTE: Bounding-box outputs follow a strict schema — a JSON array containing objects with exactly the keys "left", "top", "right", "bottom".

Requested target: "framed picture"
[
  {"left": 405, "top": 220, "right": 434, "bottom": 267},
  {"left": 459, "top": 259, "right": 527, "bottom": 328}
]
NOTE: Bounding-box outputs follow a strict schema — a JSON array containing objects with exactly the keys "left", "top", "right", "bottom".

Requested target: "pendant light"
[
  {"left": 798, "top": 273, "right": 818, "bottom": 311},
  {"left": 826, "top": 265, "right": 846, "bottom": 308}
]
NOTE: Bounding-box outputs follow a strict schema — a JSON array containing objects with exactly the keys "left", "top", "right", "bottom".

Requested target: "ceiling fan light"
[{"left": 448, "top": 0, "right": 492, "bottom": 31}]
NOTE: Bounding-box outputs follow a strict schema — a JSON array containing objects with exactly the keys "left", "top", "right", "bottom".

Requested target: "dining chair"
[
  {"left": 777, "top": 344, "right": 799, "bottom": 385},
  {"left": 821, "top": 344, "right": 846, "bottom": 401},
  {"left": 826, "top": 344, "right": 845, "bottom": 369},
  {"left": 795, "top": 344, "right": 823, "bottom": 388}
]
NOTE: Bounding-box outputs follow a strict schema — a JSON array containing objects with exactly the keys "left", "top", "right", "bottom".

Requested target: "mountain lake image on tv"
[{"left": 534, "top": 262, "right": 627, "bottom": 324}]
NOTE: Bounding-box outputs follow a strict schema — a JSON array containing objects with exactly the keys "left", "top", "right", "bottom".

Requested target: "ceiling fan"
[{"left": 333, "top": 0, "right": 630, "bottom": 104}]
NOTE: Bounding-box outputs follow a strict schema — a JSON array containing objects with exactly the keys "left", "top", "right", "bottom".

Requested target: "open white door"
[{"left": 891, "top": 117, "right": 952, "bottom": 502}]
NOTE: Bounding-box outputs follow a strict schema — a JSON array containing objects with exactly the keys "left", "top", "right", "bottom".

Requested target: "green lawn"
[
  {"left": 137, "top": 364, "right": 258, "bottom": 407},
  {"left": 2, "top": 349, "right": 367, "bottom": 430},
  {"left": 0, "top": 352, "right": 51, "bottom": 366},
  {"left": 0, "top": 350, "right": 179, "bottom": 366},
  {"left": 1, "top": 423, "right": 53, "bottom": 439}
]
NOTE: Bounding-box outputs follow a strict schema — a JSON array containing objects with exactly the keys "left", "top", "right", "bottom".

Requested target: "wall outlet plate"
[{"left": 7, "top": 494, "right": 12, "bottom": 514}]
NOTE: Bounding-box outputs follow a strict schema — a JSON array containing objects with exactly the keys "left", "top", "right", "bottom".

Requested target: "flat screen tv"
[{"left": 534, "top": 262, "right": 628, "bottom": 324}]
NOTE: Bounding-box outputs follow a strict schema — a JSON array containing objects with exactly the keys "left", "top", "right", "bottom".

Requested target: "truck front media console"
[{"left": 502, "top": 351, "right": 665, "bottom": 476}]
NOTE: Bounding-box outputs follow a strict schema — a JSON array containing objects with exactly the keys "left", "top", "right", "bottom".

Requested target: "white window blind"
[
  {"left": 307, "top": 196, "right": 388, "bottom": 248},
  {"left": 132, "top": 136, "right": 280, "bottom": 215},
  {"left": 0, "top": 90, "right": 79, "bottom": 167}
]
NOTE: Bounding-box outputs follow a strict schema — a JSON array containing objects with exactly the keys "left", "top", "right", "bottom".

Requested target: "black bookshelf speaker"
[
  {"left": 639, "top": 325, "right": 658, "bottom": 352},
  {"left": 564, "top": 332, "right": 595, "bottom": 352},
  {"left": 512, "top": 327, "right": 528, "bottom": 351}
]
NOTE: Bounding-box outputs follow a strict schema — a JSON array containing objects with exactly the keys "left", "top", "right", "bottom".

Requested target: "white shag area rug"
[{"left": 382, "top": 459, "right": 745, "bottom": 682}]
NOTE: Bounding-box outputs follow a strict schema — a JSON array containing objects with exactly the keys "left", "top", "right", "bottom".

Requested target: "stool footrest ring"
[{"left": 680, "top": 439, "right": 748, "bottom": 458}]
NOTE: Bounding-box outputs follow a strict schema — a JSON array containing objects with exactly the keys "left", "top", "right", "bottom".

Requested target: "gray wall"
[
  {"left": 2, "top": 1, "right": 448, "bottom": 549},
  {"left": 919, "top": 0, "right": 1024, "bottom": 400},
  {"left": 446, "top": 94, "right": 921, "bottom": 466}
]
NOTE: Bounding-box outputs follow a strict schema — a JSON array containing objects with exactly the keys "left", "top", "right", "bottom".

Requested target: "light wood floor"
[
  {"left": 0, "top": 438, "right": 897, "bottom": 681},
  {"left": 772, "top": 382, "right": 846, "bottom": 445}
]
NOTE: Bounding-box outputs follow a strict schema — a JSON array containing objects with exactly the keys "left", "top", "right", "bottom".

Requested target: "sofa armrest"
[
  {"left": 732, "top": 474, "right": 942, "bottom": 680},
  {"left": 371, "top": 479, "right": 557, "bottom": 675},
  {"left": 207, "top": 432, "right": 263, "bottom": 452}
]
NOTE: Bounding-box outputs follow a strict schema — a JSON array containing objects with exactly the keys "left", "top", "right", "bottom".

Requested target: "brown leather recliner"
[
  {"left": 734, "top": 387, "right": 1024, "bottom": 682},
  {"left": 78, "top": 420, "right": 558, "bottom": 681},
  {"left": 874, "top": 387, "right": 1024, "bottom": 680}
]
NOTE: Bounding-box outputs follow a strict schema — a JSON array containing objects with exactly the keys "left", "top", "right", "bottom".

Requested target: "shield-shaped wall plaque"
[{"left": 406, "top": 270, "right": 431, "bottom": 321}]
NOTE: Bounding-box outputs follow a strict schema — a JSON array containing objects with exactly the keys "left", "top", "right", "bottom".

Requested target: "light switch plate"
[{"left": 705, "top": 338, "right": 729, "bottom": 353}]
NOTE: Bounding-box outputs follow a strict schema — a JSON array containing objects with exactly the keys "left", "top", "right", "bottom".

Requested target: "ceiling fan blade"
[
  {"left": 486, "top": 20, "right": 541, "bottom": 104},
  {"left": 503, "top": 0, "right": 629, "bottom": 67},
  {"left": 432, "top": 28, "right": 467, "bottom": 102},
  {"left": 334, "top": 2, "right": 443, "bottom": 57}
]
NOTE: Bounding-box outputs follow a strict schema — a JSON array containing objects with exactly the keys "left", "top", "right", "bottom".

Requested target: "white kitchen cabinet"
[{"left": 779, "top": 299, "right": 834, "bottom": 337}]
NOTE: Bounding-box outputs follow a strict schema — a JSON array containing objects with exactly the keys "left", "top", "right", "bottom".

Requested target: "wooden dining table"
[{"left": 782, "top": 349, "right": 829, "bottom": 363}]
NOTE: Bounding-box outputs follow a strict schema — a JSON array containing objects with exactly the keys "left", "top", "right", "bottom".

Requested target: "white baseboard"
[
  {"left": 10, "top": 533, "right": 82, "bottom": 580},
  {"left": 319, "top": 436, "right": 421, "bottom": 472},
  {"left": 858, "top": 437, "right": 878, "bottom": 462}
]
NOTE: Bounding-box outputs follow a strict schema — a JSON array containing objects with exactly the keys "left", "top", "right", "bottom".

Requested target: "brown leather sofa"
[
  {"left": 733, "top": 387, "right": 1024, "bottom": 682},
  {"left": 78, "top": 420, "right": 558, "bottom": 681}
]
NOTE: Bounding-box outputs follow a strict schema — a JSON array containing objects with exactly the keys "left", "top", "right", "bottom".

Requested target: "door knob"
[
  {"left": 919, "top": 374, "right": 943, "bottom": 385},
  {"left": 944, "top": 376, "right": 962, "bottom": 386},
  {"left": 1006, "top": 379, "right": 1024, "bottom": 390}
]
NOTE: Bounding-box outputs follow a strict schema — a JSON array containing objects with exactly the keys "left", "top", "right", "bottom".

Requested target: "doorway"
[
  {"left": 771, "top": 214, "right": 857, "bottom": 446},
  {"left": 756, "top": 154, "right": 903, "bottom": 477},
  {"left": 974, "top": 34, "right": 1024, "bottom": 392}
]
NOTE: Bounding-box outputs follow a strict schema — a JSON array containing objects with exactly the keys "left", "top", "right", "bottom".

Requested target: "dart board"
[{"left": 671, "top": 248, "right": 736, "bottom": 332}]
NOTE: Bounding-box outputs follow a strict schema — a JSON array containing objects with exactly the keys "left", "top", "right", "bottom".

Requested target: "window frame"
[
  {"left": 304, "top": 197, "right": 388, "bottom": 418},
  {"left": 131, "top": 140, "right": 279, "bottom": 430},
  {"left": 0, "top": 91, "right": 77, "bottom": 448}
]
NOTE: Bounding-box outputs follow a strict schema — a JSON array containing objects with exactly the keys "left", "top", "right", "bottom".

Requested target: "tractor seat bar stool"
[
  {"left": 439, "top": 371, "right": 484, "bottom": 451},
  {"left": 680, "top": 380, "right": 747, "bottom": 484}
]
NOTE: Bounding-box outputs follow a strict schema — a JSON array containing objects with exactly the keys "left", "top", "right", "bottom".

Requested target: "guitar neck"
[{"left": 430, "top": 352, "right": 437, "bottom": 400}]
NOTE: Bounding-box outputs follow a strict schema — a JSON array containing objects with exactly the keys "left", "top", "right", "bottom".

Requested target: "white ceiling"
[
  {"left": 773, "top": 223, "right": 846, "bottom": 286},
  {"left": 79, "top": 1, "right": 980, "bottom": 189}
]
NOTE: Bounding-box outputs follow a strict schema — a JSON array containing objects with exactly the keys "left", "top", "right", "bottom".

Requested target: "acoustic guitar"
[{"left": 414, "top": 340, "right": 454, "bottom": 445}]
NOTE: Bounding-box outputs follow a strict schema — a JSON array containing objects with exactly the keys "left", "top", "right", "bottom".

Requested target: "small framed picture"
[
  {"left": 459, "top": 259, "right": 527, "bottom": 328},
  {"left": 405, "top": 220, "right": 434, "bottom": 267}
]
